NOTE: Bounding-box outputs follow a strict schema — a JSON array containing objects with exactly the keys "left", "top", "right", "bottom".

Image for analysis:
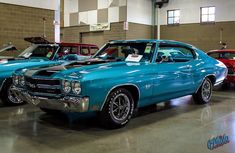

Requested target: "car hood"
[
  {"left": 0, "top": 58, "right": 60, "bottom": 74},
  {"left": 24, "top": 59, "right": 153, "bottom": 81}
]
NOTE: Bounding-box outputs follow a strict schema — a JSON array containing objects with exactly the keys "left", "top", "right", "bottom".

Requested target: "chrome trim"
[
  {"left": 61, "top": 79, "right": 72, "bottom": 94},
  {"left": 28, "top": 92, "right": 60, "bottom": 98},
  {"left": 214, "top": 80, "right": 223, "bottom": 86},
  {"left": 195, "top": 74, "right": 216, "bottom": 93},
  {"left": 11, "top": 87, "right": 89, "bottom": 112},
  {"left": 100, "top": 83, "right": 140, "bottom": 111},
  {"left": 25, "top": 77, "right": 60, "bottom": 81},
  {"left": 36, "top": 84, "right": 60, "bottom": 89},
  {"left": 8, "top": 84, "right": 24, "bottom": 104},
  {"left": 71, "top": 81, "right": 81, "bottom": 95},
  {"left": 227, "top": 74, "right": 235, "bottom": 76}
]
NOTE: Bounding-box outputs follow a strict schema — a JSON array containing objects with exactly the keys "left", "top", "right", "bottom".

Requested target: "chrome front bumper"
[{"left": 12, "top": 87, "right": 89, "bottom": 112}]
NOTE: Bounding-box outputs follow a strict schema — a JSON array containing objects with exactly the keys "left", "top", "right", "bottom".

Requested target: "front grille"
[
  {"left": 25, "top": 77, "right": 60, "bottom": 85},
  {"left": 228, "top": 67, "right": 235, "bottom": 74},
  {"left": 25, "top": 76, "right": 61, "bottom": 96}
]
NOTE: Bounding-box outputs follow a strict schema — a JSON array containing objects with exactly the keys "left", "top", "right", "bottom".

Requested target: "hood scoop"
[
  {"left": 35, "top": 65, "right": 67, "bottom": 77},
  {"left": 65, "top": 58, "right": 113, "bottom": 69},
  {"left": 36, "top": 70, "right": 58, "bottom": 77},
  {"left": 30, "top": 58, "right": 118, "bottom": 77}
]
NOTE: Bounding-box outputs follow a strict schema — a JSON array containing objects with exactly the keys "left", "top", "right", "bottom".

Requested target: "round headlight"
[
  {"left": 72, "top": 82, "right": 81, "bottom": 95},
  {"left": 19, "top": 76, "right": 25, "bottom": 86},
  {"left": 13, "top": 75, "right": 19, "bottom": 85},
  {"left": 62, "top": 80, "right": 71, "bottom": 94}
]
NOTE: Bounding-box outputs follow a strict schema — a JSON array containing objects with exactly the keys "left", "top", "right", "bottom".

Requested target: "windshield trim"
[{"left": 93, "top": 42, "right": 156, "bottom": 63}]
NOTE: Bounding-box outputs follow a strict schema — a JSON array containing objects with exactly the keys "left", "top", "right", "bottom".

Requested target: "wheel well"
[
  {"left": 207, "top": 75, "right": 216, "bottom": 85},
  {"left": 0, "top": 78, "right": 10, "bottom": 94},
  {"left": 111, "top": 85, "right": 140, "bottom": 108}
]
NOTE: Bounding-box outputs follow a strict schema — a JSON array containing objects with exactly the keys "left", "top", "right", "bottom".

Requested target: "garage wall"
[
  {"left": 0, "top": 3, "right": 54, "bottom": 50},
  {"left": 159, "top": 0, "right": 235, "bottom": 25},
  {"left": 64, "top": 0, "right": 78, "bottom": 27},
  {"left": 158, "top": 0, "right": 235, "bottom": 51},
  {"left": 81, "top": 32, "right": 104, "bottom": 47},
  {"left": 126, "top": 23, "right": 152, "bottom": 40},
  {"left": 0, "top": 0, "right": 57, "bottom": 10},
  {"left": 160, "top": 22, "right": 235, "bottom": 51},
  {"left": 61, "top": 21, "right": 152, "bottom": 47},
  {"left": 61, "top": 22, "right": 126, "bottom": 47},
  {"left": 127, "top": 0, "right": 152, "bottom": 25},
  {"left": 63, "top": 0, "right": 127, "bottom": 27}
]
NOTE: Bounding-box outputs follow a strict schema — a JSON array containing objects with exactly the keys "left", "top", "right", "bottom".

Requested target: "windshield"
[
  {"left": 93, "top": 42, "right": 155, "bottom": 62},
  {"left": 208, "top": 52, "right": 235, "bottom": 60},
  {"left": 0, "top": 45, "right": 18, "bottom": 57},
  {"left": 19, "top": 44, "right": 58, "bottom": 59}
]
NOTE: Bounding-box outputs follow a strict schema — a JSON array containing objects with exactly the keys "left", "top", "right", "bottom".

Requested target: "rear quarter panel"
[{"left": 193, "top": 49, "right": 227, "bottom": 90}]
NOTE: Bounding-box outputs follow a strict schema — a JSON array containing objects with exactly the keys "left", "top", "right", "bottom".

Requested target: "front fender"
[{"left": 81, "top": 74, "right": 154, "bottom": 111}]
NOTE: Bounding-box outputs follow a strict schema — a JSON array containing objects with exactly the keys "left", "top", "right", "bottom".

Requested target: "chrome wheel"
[
  {"left": 8, "top": 85, "right": 23, "bottom": 104},
  {"left": 201, "top": 79, "right": 212, "bottom": 102},
  {"left": 110, "top": 93, "right": 131, "bottom": 121},
  {"left": 99, "top": 88, "right": 134, "bottom": 129}
]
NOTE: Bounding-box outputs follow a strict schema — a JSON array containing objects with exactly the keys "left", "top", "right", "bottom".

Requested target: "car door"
[{"left": 151, "top": 44, "right": 195, "bottom": 102}]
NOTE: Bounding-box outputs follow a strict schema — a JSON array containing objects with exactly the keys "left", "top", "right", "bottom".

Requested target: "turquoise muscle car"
[
  {"left": 12, "top": 40, "right": 227, "bottom": 128},
  {"left": 0, "top": 38, "right": 98, "bottom": 105}
]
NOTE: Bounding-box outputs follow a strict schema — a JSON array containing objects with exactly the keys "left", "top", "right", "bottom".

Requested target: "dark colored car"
[
  {"left": 0, "top": 37, "right": 99, "bottom": 105},
  {"left": 207, "top": 50, "right": 235, "bottom": 86}
]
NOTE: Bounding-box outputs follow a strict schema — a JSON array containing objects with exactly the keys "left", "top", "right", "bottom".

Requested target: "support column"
[
  {"left": 54, "top": 0, "right": 60, "bottom": 43},
  {"left": 157, "top": 7, "right": 160, "bottom": 40},
  {"left": 152, "top": 0, "right": 156, "bottom": 39}
]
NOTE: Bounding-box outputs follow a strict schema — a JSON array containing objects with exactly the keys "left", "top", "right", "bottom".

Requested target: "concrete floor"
[{"left": 0, "top": 89, "right": 235, "bottom": 153}]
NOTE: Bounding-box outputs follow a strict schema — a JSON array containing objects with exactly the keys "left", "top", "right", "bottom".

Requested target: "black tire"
[
  {"left": 40, "top": 107, "right": 61, "bottom": 114},
  {"left": 99, "top": 88, "right": 135, "bottom": 129},
  {"left": 0, "top": 79, "right": 26, "bottom": 106},
  {"left": 193, "top": 78, "right": 213, "bottom": 104}
]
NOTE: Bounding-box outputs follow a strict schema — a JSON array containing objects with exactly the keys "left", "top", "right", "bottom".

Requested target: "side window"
[
  {"left": 208, "top": 52, "right": 220, "bottom": 59},
  {"left": 103, "top": 46, "right": 120, "bottom": 57},
  {"left": 156, "top": 46, "right": 195, "bottom": 63},
  {"left": 54, "top": 46, "right": 71, "bottom": 59},
  {"left": 61, "top": 47, "right": 70, "bottom": 54},
  {"left": 80, "top": 46, "right": 90, "bottom": 55},
  {"left": 71, "top": 47, "right": 78, "bottom": 54},
  {"left": 223, "top": 52, "right": 235, "bottom": 60},
  {"left": 90, "top": 47, "right": 99, "bottom": 55},
  {"left": 176, "top": 47, "right": 194, "bottom": 60}
]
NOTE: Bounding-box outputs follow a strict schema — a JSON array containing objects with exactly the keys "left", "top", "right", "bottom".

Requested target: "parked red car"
[
  {"left": 207, "top": 50, "right": 235, "bottom": 86},
  {"left": 0, "top": 37, "right": 99, "bottom": 62},
  {"left": 23, "top": 37, "right": 99, "bottom": 59},
  {"left": 54, "top": 42, "right": 99, "bottom": 60}
]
